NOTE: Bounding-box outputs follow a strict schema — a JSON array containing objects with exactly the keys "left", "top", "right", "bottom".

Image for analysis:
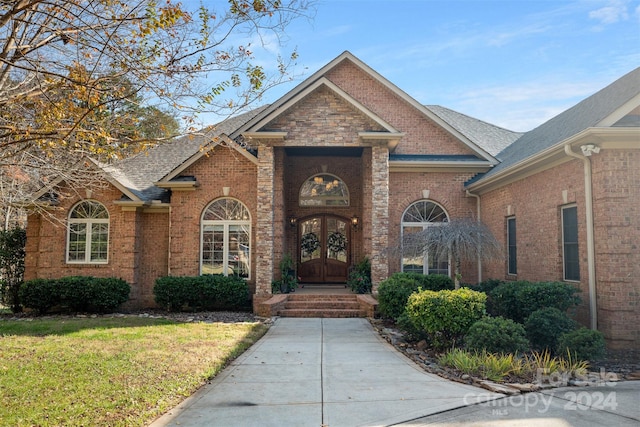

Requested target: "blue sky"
[{"left": 197, "top": 0, "right": 640, "bottom": 132}]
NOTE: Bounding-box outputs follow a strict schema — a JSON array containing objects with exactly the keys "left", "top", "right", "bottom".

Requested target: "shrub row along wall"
[
  {"left": 153, "top": 274, "right": 250, "bottom": 312},
  {"left": 20, "top": 276, "right": 130, "bottom": 314}
]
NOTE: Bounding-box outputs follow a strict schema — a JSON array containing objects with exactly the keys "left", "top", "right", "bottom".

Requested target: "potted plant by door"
[{"left": 272, "top": 253, "right": 298, "bottom": 294}]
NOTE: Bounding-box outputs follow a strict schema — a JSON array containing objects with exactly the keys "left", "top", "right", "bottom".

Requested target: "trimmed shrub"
[
  {"left": 19, "top": 279, "right": 60, "bottom": 314},
  {"left": 525, "top": 307, "right": 578, "bottom": 352},
  {"left": 378, "top": 272, "right": 454, "bottom": 320},
  {"left": 405, "top": 288, "right": 487, "bottom": 350},
  {"left": 154, "top": 275, "right": 249, "bottom": 311},
  {"left": 84, "top": 277, "right": 130, "bottom": 313},
  {"left": 489, "top": 281, "right": 581, "bottom": 323},
  {"left": 465, "top": 316, "right": 529, "bottom": 354},
  {"left": 465, "top": 278, "right": 504, "bottom": 316},
  {"left": 19, "top": 276, "right": 130, "bottom": 314},
  {"left": 557, "top": 328, "right": 606, "bottom": 361}
]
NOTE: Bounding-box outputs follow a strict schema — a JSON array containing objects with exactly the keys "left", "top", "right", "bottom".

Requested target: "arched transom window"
[
  {"left": 201, "top": 198, "right": 251, "bottom": 278},
  {"left": 299, "top": 174, "right": 349, "bottom": 206},
  {"left": 401, "top": 200, "right": 449, "bottom": 275},
  {"left": 67, "top": 200, "right": 109, "bottom": 264}
]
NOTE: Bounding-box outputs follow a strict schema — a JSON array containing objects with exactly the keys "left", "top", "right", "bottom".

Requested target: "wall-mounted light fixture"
[
  {"left": 289, "top": 216, "right": 297, "bottom": 227},
  {"left": 351, "top": 215, "right": 359, "bottom": 230}
]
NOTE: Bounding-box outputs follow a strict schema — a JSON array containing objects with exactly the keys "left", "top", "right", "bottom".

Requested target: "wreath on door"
[
  {"left": 301, "top": 232, "right": 320, "bottom": 255},
  {"left": 327, "top": 231, "right": 347, "bottom": 253}
]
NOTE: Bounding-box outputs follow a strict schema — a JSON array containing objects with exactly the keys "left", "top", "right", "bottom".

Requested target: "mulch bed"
[{"left": 369, "top": 318, "right": 640, "bottom": 384}]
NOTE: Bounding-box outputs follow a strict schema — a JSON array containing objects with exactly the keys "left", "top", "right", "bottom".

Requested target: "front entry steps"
[{"left": 257, "top": 293, "right": 378, "bottom": 318}]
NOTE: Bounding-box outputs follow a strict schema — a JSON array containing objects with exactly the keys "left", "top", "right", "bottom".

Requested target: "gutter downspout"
[
  {"left": 466, "top": 190, "right": 482, "bottom": 283},
  {"left": 564, "top": 144, "right": 598, "bottom": 330}
]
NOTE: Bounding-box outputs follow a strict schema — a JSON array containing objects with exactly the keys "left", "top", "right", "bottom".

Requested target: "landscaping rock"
[{"left": 477, "top": 380, "right": 521, "bottom": 395}]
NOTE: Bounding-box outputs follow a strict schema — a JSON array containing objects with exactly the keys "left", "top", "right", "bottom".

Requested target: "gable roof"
[
  {"left": 231, "top": 51, "right": 499, "bottom": 163},
  {"left": 106, "top": 108, "right": 265, "bottom": 202},
  {"left": 474, "top": 66, "right": 640, "bottom": 182}
]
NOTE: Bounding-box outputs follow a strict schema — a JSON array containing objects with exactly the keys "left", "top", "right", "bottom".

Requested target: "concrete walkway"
[{"left": 149, "top": 318, "right": 499, "bottom": 427}]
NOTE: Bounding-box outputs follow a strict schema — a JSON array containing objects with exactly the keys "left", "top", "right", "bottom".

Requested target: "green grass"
[{"left": 0, "top": 316, "right": 268, "bottom": 426}]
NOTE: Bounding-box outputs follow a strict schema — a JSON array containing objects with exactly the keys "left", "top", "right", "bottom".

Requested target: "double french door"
[{"left": 297, "top": 215, "right": 350, "bottom": 283}]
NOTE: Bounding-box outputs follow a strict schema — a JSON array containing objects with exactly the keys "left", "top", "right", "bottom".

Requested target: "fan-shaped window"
[
  {"left": 299, "top": 174, "right": 349, "bottom": 206},
  {"left": 201, "top": 198, "right": 251, "bottom": 278},
  {"left": 67, "top": 200, "right": 109, "bottom": 264},
  {"left": 401, "top": 200, "right": 449, "bottom": 275}
]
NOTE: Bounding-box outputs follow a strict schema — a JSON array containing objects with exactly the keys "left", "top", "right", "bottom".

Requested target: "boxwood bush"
[
  {"left": 524, "top": 307, "right": 578, "bottom": 352},
  {"left": 377, "top": 272, "right": 454, "bottom": 321},
  {"left": 405, "top": 288, "right": 487, "bottom": 350},
  {"left": 465, "top": 316, "right": 529, "bottom": 354},
  {"left": 557, "top": 327, "right": 606, "bottom": 361},
  {"left": 154, "top": 274, "right": 249, "bottom": 311},
  {"left": 489, "top": 281, "right": 580, "bottom": 323},
  {"left": 19, "top": 276, "right": 130, "bottom": 314}
]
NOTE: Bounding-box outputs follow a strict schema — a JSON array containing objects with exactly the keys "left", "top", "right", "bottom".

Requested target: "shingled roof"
[
  {"left": 107, "top": 107, "right": 267, "bottom": 202},
  {"left": 424, "top": 105, "right": 523, "bottom": 156},
  {"left": 478, "top": 66, "right": 640, "bottom": 180}
]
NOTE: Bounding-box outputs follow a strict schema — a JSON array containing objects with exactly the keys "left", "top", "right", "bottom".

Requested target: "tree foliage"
[
  {"left": 0, "top": 0, "right": 311, "bottom": 224},
  {"left": 399, "top": 217, "right": 503, "bottom": 288}
]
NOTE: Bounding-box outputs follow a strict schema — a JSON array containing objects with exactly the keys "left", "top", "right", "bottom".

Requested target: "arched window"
[
  {"left": 201, "top": 198, "right": 251, "bottom": 278},
  {"left": 401, "top": 200, "right": 449, "bottom": 275},
  {"left": 67, "top": 200, "right": 109, "bottom": 263},
  {"left": 299, "top": 174, "right": 349, "bottom": 206}
]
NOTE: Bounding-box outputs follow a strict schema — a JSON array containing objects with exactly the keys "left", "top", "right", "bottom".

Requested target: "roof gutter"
[{"left": 564, "top": 143, "right": 598, "bottom": 331}]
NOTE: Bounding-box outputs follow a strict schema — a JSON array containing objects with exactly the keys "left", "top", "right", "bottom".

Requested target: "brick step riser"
[
  {"left": 284, "top": 302, "right": 361, "bottom": 310},
  {"left": 286, "top": 295, "right": 357, "bottom": 302},
  {"left": 277, "top": 309, "right": 365, "bottom": 318}
]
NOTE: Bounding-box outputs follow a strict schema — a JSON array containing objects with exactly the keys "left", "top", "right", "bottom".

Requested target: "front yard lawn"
[{"left": 0, "top": 316, "right": 268, "bottom": 426}]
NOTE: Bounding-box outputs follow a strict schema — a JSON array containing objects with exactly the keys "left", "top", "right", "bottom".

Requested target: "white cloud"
[{"left": 589, "top": 0, "right": 629, "bottom": 24}]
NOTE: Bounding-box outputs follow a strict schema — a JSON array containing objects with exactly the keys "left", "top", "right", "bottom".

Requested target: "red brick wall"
[
  {"left": 480, "top": 160, "right": 589, "bottom": 321},
  {"left": 591, "top": 149, "right": 640, "bottom": 348},
  {"left": 326, "top": 60, "right": 478, "bottom": 156},
  {"left": 388, "top": 171, "right": 479, "bottom": 282},
  {"left": 167, "top": 146, "right": 258, "bottom": 290},
  {"left": 135, "top": 212, "right": 169, "bottom": 307},
  {"left": 24, "top": 183, "right": 140, "bottom": 297}
]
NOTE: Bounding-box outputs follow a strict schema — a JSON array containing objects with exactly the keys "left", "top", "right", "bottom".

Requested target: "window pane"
[
  {"left": 507, "top": 217, "right": 517, "bottom": 275},
  {"left": 90, "top": 223, "right": 109, "bottom": 262},
  {"left": 300, "top": 218, "right": 322, "bottom": 263},
  {"left": 562, "top": 207, "right": 580, "bottom": 281},
  {"left": 202, "top": 225, "right": 225, "bottom": 275},
  {"left": 68, "top": 223, "right": 87, "bottom": 261},
  {"left": 402, "top": 226, "right": 425, "bottom": 274},
  {"left": 70, "top": 201, "right": 109, "bottom": 219},
  {"left": 229, "top": 225, "right": 250, "bottom": 278},
  {"left": 203, "top": 199, "right": 250, "bottom": 221},
  {"left": 326, "top": 218, "right": 348, "bottom": 263},
  {"left": 428, "top": 255, "right": 449, "bottom": 275},
  {"left": 299, "top": 174, "right": 349, "bottom": 206}
]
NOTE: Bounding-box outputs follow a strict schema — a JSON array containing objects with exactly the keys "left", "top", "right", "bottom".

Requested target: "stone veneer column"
[
  {"left": 370, "top": 145, "right": 389, "bottom": 293},
  {"left": 255, "top": 145, "right": 275, "bottom": 300}
]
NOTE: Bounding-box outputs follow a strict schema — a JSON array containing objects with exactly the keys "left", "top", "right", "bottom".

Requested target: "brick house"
[{"left": 24, "top": 52, "right": 639, "bottom": 349}]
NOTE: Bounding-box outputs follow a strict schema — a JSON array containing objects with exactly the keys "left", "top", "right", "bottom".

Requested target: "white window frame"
[
  {"left": 401, "top": 200, "right": 450, "bottom": 276},
  {"left": 66, "top": 200, "right": 110, "bottom": 264},
  {"left": 200, "top": 198, "right": 251, "bottom": 279}
]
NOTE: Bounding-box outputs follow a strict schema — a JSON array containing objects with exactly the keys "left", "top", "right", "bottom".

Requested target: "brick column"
[
  {"left": 370, "top": 145, "right": 389, "bottom": 293},
  {"left": 255, "top": 145, "right": 275, "bottom": 303}
]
